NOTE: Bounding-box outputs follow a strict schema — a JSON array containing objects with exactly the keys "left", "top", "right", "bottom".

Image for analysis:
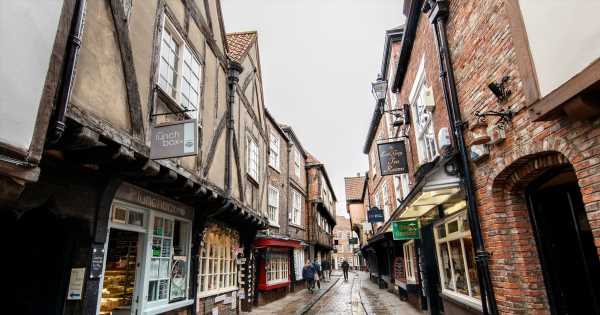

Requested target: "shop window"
[
  {"left": 434, "top": 212, "right": 481, "bottom": 305},
  {"left": 403, "top": 240, "right": 416, "bottom": 283},
  {"left": 158, "top": 17, "right": 201, "bottom": 120},
  {"left": 293, "top": 248, "right": 304, "bottom": 280},
  {"left": 267, "top": 185, "right": 279, "bottom": 225},
  {"left": 102, "top": 202, "right": 192, "bottom": 315},
  {"left": 198, "top": 227, "right": 239, "bottom": 296},
  {"left": 290, "top": 190, "right": 302, "bottom": 226},
  {"left": 266, "top": 249, "right": 289, "bottom": 285},
  {"left": 269, "top": 131, "right": 280, "bottom": 170}
]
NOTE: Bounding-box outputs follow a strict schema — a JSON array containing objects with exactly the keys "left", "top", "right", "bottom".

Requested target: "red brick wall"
[{"left": 443, "top": 0, "right": 600, "bottom": 314}]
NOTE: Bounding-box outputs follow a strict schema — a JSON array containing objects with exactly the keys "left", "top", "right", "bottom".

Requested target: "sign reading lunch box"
[
  {"left": 151, "top": 119, "right": 197, "bottom": 159},
  {"left": 377, "top": 140, "right": 409, "bottom": 176}
]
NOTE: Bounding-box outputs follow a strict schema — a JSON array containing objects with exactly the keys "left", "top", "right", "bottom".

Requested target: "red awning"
[{"left": 253, "top": 238, "right": 302, "bottom": 248}]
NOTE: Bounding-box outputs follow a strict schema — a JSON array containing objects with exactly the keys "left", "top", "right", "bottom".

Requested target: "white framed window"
[
  {"left": 394, "top": 174, "right": 411, "bottom": 201},
  {"left": 267, "top": 185, "right": 279, "bottom": 226},
  {"left": 247, "top": 135, "right": 259, "bottom": 181},
  {"left": 403, "top": 240, "right": 416, "bottom": 283},
  {"left": 268, "top": 131, "right": 280, "bottom": 171},
  {"left": 375, "top": 190, "right": 382, "bottom": 210},
  {"left": 370, "top": 149, "right": 377, "bottom": 176},
  {"left": 434, "top": 212, "right": 481, "bottom": 306},
  {"left": 198, "top": 228, "right": 238, "bottom": 297},
  {"left": 294, "top": 248, "right": 304, "bottom": 280},
  {"left": 290, "top": 190, "right": 302, "bottom": 226},
  {"left": 266, "top": 249, "right": 289, "bottom": 285},
  {"left": 293, "top": 147, "right": 302, "bottom": 178},
  {"left": 409, "top": 58, "right": 437, "bottom": 165},
  {"left": 158, "top": 17, "right": 202, "bottom": 120},
  {"left": 105, "top": 202, "right": 193, "bottom": 314}
]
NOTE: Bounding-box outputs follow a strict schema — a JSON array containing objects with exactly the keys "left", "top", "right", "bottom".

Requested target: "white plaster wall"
[
  {"left": 520, "top": 0, "right": 600, "bottom": 97},
  {"left": 0, "top": 0, "right": 63, "bottom": 151}
]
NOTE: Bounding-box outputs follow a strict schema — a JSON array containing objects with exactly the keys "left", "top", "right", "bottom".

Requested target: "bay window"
[
  {"left": 434, "top": 212, "right": 481, "bottom": 305},
  {"left": 266, "top": 249, "right": 289, "bottom": 285},
  {"left": 198, "top": 227, "right": 239, "bottom": 296},
  {"left": 269, "top": 131, "right": 280, "bottom": 170},
  {"left": 267, "top": 185, "right": 279, "bottom": 225},
  {"left": 158, "top": 17, "right": 201, "bottom": 120}
]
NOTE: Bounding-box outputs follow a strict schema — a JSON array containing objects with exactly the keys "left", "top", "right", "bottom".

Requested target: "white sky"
[{"left": 221, "top": 0, "right": 405, "bottom": 217}]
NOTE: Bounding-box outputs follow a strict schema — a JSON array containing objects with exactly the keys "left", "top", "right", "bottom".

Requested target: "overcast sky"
[{"left": 221, "top": 0, "right": 405, "bottom": 217}]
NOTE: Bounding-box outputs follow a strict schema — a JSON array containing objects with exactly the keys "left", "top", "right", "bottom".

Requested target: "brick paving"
[{"left": 245, "top": 271, "right": 423, "bottom": 315}]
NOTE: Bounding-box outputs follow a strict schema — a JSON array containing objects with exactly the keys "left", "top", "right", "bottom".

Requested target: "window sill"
[
  {"left": 197, "top": 286, "right": 238, "bottom": 299},
  {"left": 268, "top": 164, "right": 280, "bottom": 173},
  {"left": 440, "top": 290, "right": 482, "bottom": 312},
  {"left": 289, "top": 223, "right": 304, "bottom": 230},
  {"left": 268, "top": 221, "right": 280, "bottom": 228},
  {"left": 143, "top": 299, "right": 193, "bottom": 315}
]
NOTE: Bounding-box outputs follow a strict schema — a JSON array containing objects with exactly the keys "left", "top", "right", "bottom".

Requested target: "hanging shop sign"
[
  {"left": 349, "top": 237, "right": 358, "bottom": 245},
  {"left": 392, "top": 220, "right": 420, "bottom": 240},
  {"left": 367, "top": 207, "right": 385, "bottom": 223},
  {"left": 377, "top": 140, "right": 409, "bottom": 176},
  {"left": 150, "top": 119, "right": 197, "bottom": 159}
]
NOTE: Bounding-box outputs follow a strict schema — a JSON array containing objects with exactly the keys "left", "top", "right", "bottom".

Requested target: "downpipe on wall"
[
  {"left": 49, "top": 0, "right": 87, "bottom": 144},
  {"left": 424, "top": 1, "right": 499, "bottom": 314}
]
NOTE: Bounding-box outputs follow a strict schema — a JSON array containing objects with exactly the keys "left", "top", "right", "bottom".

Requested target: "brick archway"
[{"left": 476, "top": 132, "right": 600, "bottom": 314}]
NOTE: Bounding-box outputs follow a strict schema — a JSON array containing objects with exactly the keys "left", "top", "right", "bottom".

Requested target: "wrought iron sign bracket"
[{"left": 474, "top": 109, "right": 513, "bottom": 129}]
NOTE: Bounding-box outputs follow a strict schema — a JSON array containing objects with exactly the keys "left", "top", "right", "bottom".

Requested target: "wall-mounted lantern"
[
  {"left": 371, "top": 74, "right": 388, "bottom": 102},
  {"left": 469, "top": 120, "right": 491, "bottom": 146}
]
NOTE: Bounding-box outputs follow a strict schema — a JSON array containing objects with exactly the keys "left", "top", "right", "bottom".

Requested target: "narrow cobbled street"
[{"left": 247, "top": 271, "right": 422, "bottom": 315}]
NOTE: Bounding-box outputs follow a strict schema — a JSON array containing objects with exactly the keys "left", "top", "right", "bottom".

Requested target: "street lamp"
[{"left": 371, "top": 74, "right": 388, "bottom": 102}]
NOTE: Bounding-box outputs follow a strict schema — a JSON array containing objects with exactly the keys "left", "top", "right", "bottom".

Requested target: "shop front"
[
  {"left": 253, "top": 237, "right": 301, "bottom": 305},
  {"left": 99, "top": 182, "right": 194, "bottom": 315}
]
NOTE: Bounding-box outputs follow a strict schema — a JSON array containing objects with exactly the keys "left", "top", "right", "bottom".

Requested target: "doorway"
[
  {"left": 527, "top": 167, "right": 600, "bottom": 314},
  {"left": 100, "top": 229, "right": 142, "bottom": 315}
]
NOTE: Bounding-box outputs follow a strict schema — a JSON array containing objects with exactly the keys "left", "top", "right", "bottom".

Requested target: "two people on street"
[
  {"left": 342, "top": 260, "right": 350, "bottom": 281},
  {"left": 302, "top": 259, "right": 317, "bottom": 293}
]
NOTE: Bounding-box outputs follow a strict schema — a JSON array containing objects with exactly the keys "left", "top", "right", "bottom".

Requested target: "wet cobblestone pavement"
[{"left": 246, "top": 271, "right": 423, "bottom": 315}]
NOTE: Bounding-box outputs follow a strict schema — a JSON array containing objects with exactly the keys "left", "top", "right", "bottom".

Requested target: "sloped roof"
[
  {"left": 306, "top": 153, "right": 321, "bottom": 165},
  {"left": 225, "top": 31, "right": 257, "bottom": 62},
  {"left": 344, "top": 176, "right": 366, "bottom": 201}
]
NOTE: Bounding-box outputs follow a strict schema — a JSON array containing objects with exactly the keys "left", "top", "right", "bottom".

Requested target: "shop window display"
[{"left": 434, "top": 212, "right": 481, "bottom": 304}]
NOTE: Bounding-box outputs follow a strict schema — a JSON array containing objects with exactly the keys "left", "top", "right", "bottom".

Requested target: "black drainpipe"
[
  {"left": 424, "top": 1, "right": 498, "bottom": 314},
  {"left": 49, "top": 0, "right": 87, "bottom": 144},
  {"left": 225, "top": 60, "right": 243, "bottom": 195}
]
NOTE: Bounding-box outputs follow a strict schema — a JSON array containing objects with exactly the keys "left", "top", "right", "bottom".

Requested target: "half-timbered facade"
[{"left": 0, "top": 1, "right": 269, "bottom": 314}]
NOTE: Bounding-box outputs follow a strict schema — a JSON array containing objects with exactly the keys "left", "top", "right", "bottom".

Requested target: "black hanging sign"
[
  {"left": 377, "top": 140, "right": 409, "bottom": 176},
  {"left": 367, "top": 207, "right": 385, "bottom": 223}
]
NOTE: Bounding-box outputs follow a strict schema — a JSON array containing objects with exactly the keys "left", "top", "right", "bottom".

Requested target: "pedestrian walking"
[
  {"left": 341, "top": 260, "right": 350, "bottom": 281},
  {"left": 312, "top": 259, "right": 322, "bottom": 289},
  {"left": 302, "top": 260, "right": 316, "bottom": 293},
  {"left": 321, "top": 259, "right": 331, "bottom": 282}
]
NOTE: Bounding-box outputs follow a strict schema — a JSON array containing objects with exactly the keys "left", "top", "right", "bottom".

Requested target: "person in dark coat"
[
  {"left": 312, "top": 259, "right": 322, "bottom": 289},
  {"left": 321, "top": 259, "right": 331, "bottom": 282},
  {"left": 302, "top": 260, "right": 316, "bottom": 292},
  {"left": 341, "top": 260, "right": 350, "bottom": 281}
]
